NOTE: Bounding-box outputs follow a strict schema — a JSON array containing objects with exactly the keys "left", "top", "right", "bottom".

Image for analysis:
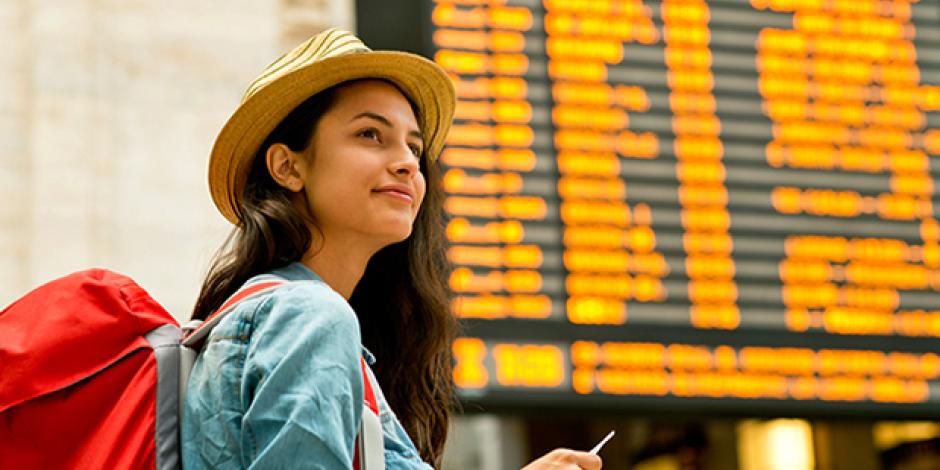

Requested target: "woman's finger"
[
  {"left": 569, "top": 450, "right": 602, "bottom": 470},
  {"left": 522, "top": 448, "right": 603, "bottom": 470}
]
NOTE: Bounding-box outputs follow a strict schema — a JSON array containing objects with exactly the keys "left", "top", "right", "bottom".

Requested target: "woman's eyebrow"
[{"left": 351, "top": 111, "right": 423, "bottom": 141}]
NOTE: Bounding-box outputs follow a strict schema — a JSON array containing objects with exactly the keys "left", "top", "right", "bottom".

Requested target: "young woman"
[{"left": 183, "top": 29, "right": 602, "bottom": 470}]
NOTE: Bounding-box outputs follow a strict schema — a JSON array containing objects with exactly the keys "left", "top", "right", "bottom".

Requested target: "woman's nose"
[{"left": 390, "top": 146, "right": 420, "bottom": 176}]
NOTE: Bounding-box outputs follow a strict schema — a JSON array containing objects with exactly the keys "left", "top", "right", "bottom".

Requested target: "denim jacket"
[{"left": 182, "top": 263, "right": 432, "bottom": 469}]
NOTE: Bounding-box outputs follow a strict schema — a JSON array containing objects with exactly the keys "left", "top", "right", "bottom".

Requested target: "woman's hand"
[{"left": 521, "top": 448, "right": 603, "bottom": 470}]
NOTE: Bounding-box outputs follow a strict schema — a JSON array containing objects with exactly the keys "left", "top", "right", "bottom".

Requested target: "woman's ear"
[{"left": 265, "top": 143, "right": 305, "bottom": 192}]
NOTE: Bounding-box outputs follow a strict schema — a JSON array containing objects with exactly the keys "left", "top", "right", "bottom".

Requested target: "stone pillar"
[
  {"left": 280, "top": 0, "right": 355, "bottom": 50},
  {"left": 2, "top": 0, "right": 356, "bottom": 316},
  {"left": 0, "top": 0, "right": 31, "bottom": 303},
  {"left": 82, "top": 0, "right": 282, "bottom": 317},
  {"left": 28, "top": 0, "right": 100, "bottom": 285}
]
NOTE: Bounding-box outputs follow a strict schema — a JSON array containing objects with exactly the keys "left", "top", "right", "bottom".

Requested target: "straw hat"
[{"left": 208, "top": 28, "right": 456, "bottom": 224}]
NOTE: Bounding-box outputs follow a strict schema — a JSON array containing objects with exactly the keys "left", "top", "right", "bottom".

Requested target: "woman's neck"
[{"left": 299, "top": 235, "right": 376, "bottom": 300}]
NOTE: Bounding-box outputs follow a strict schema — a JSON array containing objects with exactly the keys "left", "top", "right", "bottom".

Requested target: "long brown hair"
[{"left": 192, "top": 80, "right": 456, "bottom": 467}]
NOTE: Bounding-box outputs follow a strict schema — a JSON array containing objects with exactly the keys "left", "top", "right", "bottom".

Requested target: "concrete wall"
[{"left": 0, "top": 0, "right": 352, "bottom": 317}]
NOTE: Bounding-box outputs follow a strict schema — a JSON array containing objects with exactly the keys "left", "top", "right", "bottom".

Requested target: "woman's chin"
[{"left": 373, "top": 224, "right": 414, "bottom": 246}]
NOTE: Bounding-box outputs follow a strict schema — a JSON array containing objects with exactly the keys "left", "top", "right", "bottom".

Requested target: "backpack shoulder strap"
[
  {"left": 181, "top": 280, "right": 286, "bottom": 350},
  {"left": 354, "top": 357, "right": 385, "bottom": 470}
]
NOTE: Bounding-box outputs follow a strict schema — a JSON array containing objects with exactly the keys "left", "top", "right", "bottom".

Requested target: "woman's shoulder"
[
  {"left": 209, "top": 263, "right": 358, "bottom": 337},
  {"left": 231, "top": 273, "right": 362, "bottom": 353},
  {"left": 245, "top": 263, "right": 353, "bottom": 314},
  {"left": 253, "top": 277, "right": 356, "bottom": 326},
  {"left": 252, "top": 280, "right": 361, "bottom": 353},
  {"left": 271, "top": 280, "right": 355, "bottom": 316}
]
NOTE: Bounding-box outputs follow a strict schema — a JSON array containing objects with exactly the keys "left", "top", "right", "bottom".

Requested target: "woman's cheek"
[{"left": 413, "top": 189, "right": 426, "bottom": 219}]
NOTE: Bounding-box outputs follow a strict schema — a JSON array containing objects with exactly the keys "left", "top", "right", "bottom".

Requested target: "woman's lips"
[{"left": 375, "top": 189, "right": 413, "bottom": 202}]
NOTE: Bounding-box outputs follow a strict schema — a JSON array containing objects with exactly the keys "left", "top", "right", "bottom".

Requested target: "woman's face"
[{"left": 296, "top": 80, "right": 427, "bottom": 249}]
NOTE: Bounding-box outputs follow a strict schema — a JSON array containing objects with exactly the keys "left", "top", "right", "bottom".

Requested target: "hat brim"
[{"left": 208, "top": 50, "right": 455, "bottom": 224}]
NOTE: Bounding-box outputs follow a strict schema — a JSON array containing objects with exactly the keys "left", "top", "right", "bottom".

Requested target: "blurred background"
[{"left": 4, "top": 0, "right": 940, "bottom": 468}]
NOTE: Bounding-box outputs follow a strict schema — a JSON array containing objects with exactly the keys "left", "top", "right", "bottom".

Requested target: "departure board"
[{"left": 356, "top": 0, "right": 940, "bottom": 417}]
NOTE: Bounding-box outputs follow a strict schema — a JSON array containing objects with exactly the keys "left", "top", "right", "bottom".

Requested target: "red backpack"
[{"left": 0, "top": 269, "right": 383, "bottom": 469}]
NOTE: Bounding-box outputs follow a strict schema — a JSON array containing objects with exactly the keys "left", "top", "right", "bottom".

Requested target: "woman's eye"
[
  {"left": 409, "top": 144, "right": 423, "bottom": 157},
  {"left": 358, "top": 128, "right": 379, "bottom": 140}
]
